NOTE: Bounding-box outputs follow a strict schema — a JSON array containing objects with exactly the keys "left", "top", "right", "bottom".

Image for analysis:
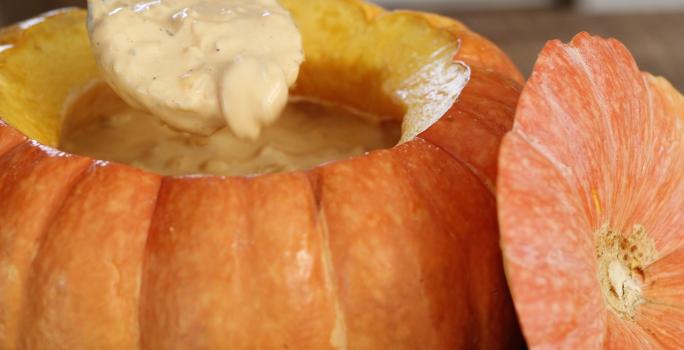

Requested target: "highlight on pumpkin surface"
[{"left": 498, "top": 32, "right": 684, "bottom": 349}]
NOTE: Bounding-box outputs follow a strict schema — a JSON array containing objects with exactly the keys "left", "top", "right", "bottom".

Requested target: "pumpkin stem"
[{"left": 596, "top": 224, "right": 656, "bottom": 319}]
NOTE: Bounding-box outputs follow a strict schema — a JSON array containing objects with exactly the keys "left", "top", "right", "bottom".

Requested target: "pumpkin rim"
[{"left": 0, "top": 4, "right": 521, "bottom": 181}]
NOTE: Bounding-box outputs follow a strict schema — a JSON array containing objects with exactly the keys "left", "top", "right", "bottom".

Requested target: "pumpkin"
[
  {"left": 498, "top": 33, "right": 684, "bottom": 349},
  {"left": 0, "top": 1, "right": 523, "bottom": 348}
]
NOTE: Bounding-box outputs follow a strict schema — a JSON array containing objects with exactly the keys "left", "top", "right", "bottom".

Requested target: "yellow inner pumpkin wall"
[{"left": 0, "top": 1, "right": 466, "bottom": 149}]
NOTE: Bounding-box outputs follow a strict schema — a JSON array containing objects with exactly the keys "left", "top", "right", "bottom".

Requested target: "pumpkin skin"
[
  {"left": 0, "top": 2, "right": 523, "bottom": 349},
  {"left": 498, "top": 33, "right": 684, "bottom": 349}
]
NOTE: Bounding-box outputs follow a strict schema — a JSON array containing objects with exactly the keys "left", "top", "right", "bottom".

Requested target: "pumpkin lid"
[{"left": 498, "top": 32, "right": 684, "bottom": 348}]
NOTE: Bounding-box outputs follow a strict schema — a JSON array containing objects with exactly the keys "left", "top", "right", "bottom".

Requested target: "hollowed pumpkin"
[{"left": 0, "top": 1, "right": 523, "bottom": 348}]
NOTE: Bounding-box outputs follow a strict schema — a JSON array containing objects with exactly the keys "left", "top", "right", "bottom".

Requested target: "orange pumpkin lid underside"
[{"left": 499, "top": 32, "right": 684, "bottom": 349}]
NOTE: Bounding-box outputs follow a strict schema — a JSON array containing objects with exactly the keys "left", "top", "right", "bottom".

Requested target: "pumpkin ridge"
[
  {"left": 319, "top": 205, "right": 349, "bottom": 349},
  {"left": 456, "top": 67, "right": 523, "bottom": 108},
  {"left": 449, "top": 69, "right": 521, "bottom": 136},
  {"left": 387, "top": 145, "right": 443, "bottom": 342},
  {"left": 455, "top": 99, "right": 516, "bottom": 135},
  {"left": 417, "top": 135, "right": 496, "bottom": 196},
  {"left": 395, "top": 140, "right": 463, "bottom": 242},
  {"left": 305, "top": 171, "right": 323, "bottom": 209},
  {"left": 136, "top": 174, "right": 165, "bottom": 350},
  {"left": 453, "top": 110, "right": 511, "bottom": 153},
  {"left": 420, "top": 66, "right": 521, "bottom": 193},
  {"left": 393, "top": 139, "right": 522, "bottom": 348},
  {"left": 304, "top": 170, "right": 349, "bottom": 349},
  {"left": 393, "top": 141, "right": 476, "bottom": 343},
  {"left": 13, "top": 149, "right": 92, "bottom": 347}
]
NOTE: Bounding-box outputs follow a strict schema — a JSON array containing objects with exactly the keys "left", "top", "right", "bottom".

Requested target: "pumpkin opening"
[
  {"left": 58, "top": 81, "right": 402, "bottom": 176},
  {"left": 0, "top": 2, "right": 469, "bottom": 176}
]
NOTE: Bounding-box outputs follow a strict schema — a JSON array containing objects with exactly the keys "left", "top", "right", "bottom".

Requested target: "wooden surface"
[
  {"left": 1, "top": 3, "right": 683, "bottom": 90},
  {"left": 456, "top": 9, "right": 684, "bottom": 90}
]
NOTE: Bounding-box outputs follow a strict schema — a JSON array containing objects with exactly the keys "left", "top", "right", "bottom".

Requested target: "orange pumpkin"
[
  {"left": 498, "top": 33, "right": 684, "bottom": 349},
  {"left": 0, "top": 1, "right": 523, "bottom": 348}
]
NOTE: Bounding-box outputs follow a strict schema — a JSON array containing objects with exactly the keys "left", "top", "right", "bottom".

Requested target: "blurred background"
[{"left": 1, "top": 0, "right": 683, "bottom": 89}]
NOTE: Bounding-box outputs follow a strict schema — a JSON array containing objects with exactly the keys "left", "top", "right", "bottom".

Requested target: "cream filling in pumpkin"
[
  {"left": 88, "top": 0, "right": 304, "bottom": 139},
  {"left": 59, "top": 82, "right": 400, "bottom": 176}
]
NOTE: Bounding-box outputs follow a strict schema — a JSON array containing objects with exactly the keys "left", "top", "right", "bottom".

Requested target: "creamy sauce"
[
  {"left": 60, "top": 83, "right": 400, "bottom": 176},
  {"left": 88, "top": 0, "right": 304, "bottom": 139}
]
